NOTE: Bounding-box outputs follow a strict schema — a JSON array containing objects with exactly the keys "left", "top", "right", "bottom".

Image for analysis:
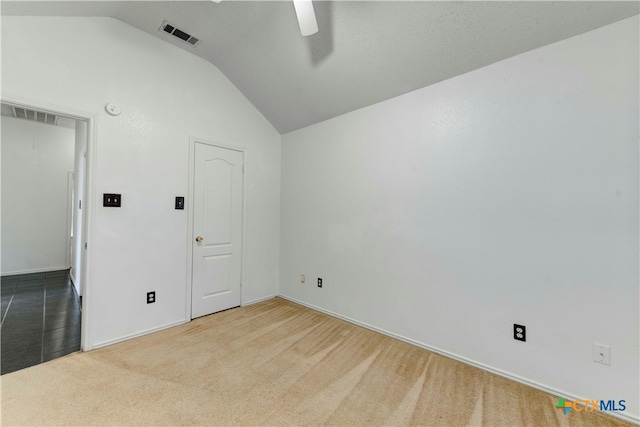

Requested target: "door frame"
[
  {"left": 1, "top": 93, "right": 98, "bottom": 351},
  {"left": 186, "top": 136, "right": 247, "bottom": 321},
  {"left": 66, "top": 171, "right": 74, "bottom": 269}
]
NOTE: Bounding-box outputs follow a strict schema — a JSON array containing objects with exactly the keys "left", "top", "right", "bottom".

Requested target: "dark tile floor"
[{"left": 1, "top": 270, "right": 81, "bottom": 375}]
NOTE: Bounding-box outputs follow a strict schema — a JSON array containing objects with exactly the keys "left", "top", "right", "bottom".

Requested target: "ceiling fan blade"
[{"left": 293, "top": 0, "right": 318, "bottom": 36}]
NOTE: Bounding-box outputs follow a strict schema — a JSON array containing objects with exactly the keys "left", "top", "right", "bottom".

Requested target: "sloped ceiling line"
[{"left": 2, "top": 1, "right": 638, "bottom": 134}]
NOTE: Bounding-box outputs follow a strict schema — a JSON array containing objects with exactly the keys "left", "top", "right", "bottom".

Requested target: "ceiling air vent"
[
  {"left": 160, "top": 21, "right": 200, "bottom": 46},
  {"left": 12, "top": 106, "right": 58, "bottom": 126}
]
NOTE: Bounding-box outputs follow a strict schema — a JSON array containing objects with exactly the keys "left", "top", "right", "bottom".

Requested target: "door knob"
[{"left": 195, "top": 236, "right": 203, "bottom": 242}]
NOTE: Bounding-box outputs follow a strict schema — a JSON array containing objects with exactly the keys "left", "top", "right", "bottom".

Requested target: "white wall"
[
  {"left": 1, "top": 16, "right": 281, "bottom": 347},
  {"left": 1, "top": 116, "right": 75, "bottom": 275},
  {"left": 70, "top": 120, "right": 87, "bottom": 295},
  {"left": 281, "top": 16, "right": 639, "bottom": 420}
]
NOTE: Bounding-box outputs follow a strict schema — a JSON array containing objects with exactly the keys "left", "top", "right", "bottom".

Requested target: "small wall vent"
[
  {"left": 12, "top": 106, "right": 58, "bottom": 126},
  {"left": 160, "top": 21, "right": 200, "bottom": 46}
]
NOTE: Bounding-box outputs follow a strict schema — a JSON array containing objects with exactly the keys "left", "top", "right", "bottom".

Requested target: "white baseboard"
[
  {"left": 277, "top": 294, "right": 639, "bottom": 425},
  {"left": 69, "top": 271, "right": 81, "bottom": 296},
  {"left": 243, "top": 294, "right": 276, "bottom": 307},
  {"left": 1, "top": 266, "right": 69, "bottom": 277},
  {"left": 92, "top": 319, "right": 187, "bottom": 350},
  {"left": 92, "top": 295, "right": 277, "bottom": 351}
]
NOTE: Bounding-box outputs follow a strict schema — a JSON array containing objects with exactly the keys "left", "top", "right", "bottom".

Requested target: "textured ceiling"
[{"left": 2, "top": 1, "right": 639, "bottom": 134}]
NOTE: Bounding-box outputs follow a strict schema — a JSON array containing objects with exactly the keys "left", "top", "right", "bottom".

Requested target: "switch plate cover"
[
  {"left": 593, "top": 343, "right": 610, "bottom": 365},
  {"left": 175, "top": 196, "right": 185, "bottom": 210},
  {"left": 103, "top": 193, "right": 121, "bottom": 207}
]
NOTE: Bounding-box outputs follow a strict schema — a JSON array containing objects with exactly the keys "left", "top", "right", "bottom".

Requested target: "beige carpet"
[{"left": 0, "top": 298, "right": 632, "bottom": 426}]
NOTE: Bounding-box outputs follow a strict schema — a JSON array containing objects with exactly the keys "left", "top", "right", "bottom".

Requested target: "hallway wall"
[{"left": 1, "top": 116, "right": 75, "bottom": 275}]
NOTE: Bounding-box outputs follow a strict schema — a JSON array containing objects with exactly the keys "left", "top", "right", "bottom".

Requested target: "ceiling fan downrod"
[{"left": 293, "top": 0, "right": 318, "bottom": 36}]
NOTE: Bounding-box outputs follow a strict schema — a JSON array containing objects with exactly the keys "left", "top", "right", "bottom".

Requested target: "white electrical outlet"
[
  {"left": 593, "top": 343, "right": 610, "bottom": 365},
  {"left": 300, "top": 274, "right": 305, "bottom": 283}
]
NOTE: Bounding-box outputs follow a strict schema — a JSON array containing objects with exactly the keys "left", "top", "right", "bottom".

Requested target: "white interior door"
[{"left": 191, "top": 142, "right": 244, "bottom": 318}]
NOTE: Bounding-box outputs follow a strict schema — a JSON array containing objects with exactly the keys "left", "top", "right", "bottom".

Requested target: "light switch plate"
[
  {"left": 593, "top": 343, "right": 610, "bottom": 365},
  {"left": 175, "top": 196, "right": 185, "bottom": 210}
]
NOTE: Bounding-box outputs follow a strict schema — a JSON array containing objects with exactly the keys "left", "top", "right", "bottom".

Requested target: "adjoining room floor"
[{"left": 1, "top": 270, "right": 81, "bottom": 375}]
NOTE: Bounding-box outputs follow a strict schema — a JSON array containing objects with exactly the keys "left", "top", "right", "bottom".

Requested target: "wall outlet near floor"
[
  {"left": 300, "top": 274, "right": 305, "bottom": 283},
  {"left": 147, "top": 291, "right": 156, "bottom": 304},
  {"left": 514, "top": 324, "right": 526, "bottom": 342},
  {"left": 593, "top": 343, "right": 610, "bottom": 365},
  {"left": 317, "top": 278, "right": 323, "bottom": 288}
]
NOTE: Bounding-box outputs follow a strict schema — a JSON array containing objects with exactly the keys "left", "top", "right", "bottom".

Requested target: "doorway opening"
[{"left": 0, "top": 99, "right": 94, "bottom": 373}]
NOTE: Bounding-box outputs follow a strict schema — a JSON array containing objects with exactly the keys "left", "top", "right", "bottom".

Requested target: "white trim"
[
  {"left": 242, "top": 294, "right": 276, "bottom": 307},
  {"left": 1, "top": 93, "right": 95, "bottom": 122},
  {"left": 1, "top": 267, "right": 69, "bottom": 277},
  {"left": 1, "top": 93, "right": 98, "bottom": 353},
  {"left": 92, "top": 319, "right": 187, "bottom": 350},
  {"left": 66, "top": 171, "right": 74, "bottom": 270},
  {"left": 189, "top": 136, "right": 249, "bottom": 154},
  {"left": 80, "top": 123, "right": 96, "bottom": 351},
  {"left": 276, "top": 294, "right": 639, "bottom": 425},
  {"left": 187, "top": 136, "right": 248, "bottom": 321},
  {"left": 241, "top": 150, "right": 248, "bottom": 312},
  {"left": 186, "top": 137, "right": 195, "bottom": 322}
]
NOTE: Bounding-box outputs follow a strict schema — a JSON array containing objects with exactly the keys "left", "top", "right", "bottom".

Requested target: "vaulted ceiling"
[{"left": 2, "top": 1, "right": 638, "bottom": 134}]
